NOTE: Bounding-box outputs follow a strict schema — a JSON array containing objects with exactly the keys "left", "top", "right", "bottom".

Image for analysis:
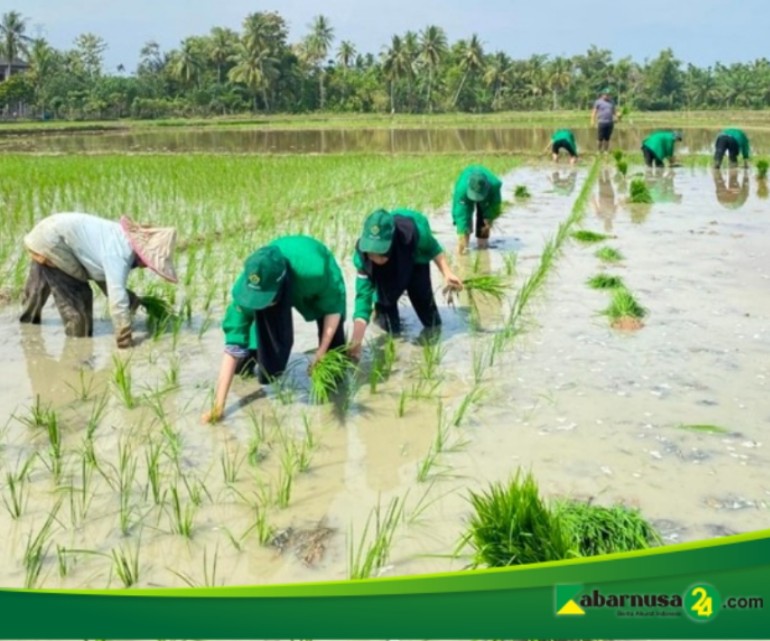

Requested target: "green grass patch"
[
  {"left": 756, "top": 158, "right": 769, "bottom": 180},
  {"left": 514, "top": 185, "right": 531, "bottom": 199},
  {"left": 616, "top": 159, "right": 628, "bottom": 176},
  {"left": 587, "top": 273, "right": 625, "bottom": 290},
  {"left": 595, "top": 246, "right": 624, "bottom": 263},
  {"left": 603, "top": 287, "right": 646, "bottom": 321},
  {"left": 572, "top": 230, "right": 609, "bottom": 244},
  {"left": 629, "top": 178, "right": 653, "bottom": 204},
  {"left": 676, "top": 423, "right": 729, "bottom": 434}
]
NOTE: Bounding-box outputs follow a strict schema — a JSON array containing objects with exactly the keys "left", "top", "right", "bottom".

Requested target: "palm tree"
[
  {"left": 402, "top": 31, "right": 420, "bottom": 111},
  {"left": 209, "top": 27, "right": 237, "bottom": 84},
  {"left": 228, "top": 41, "right": 276, "bottom": 111},
  {"left": 303, "top": 15, "right": 334, "bottom": 109},
  {"left": 336, "top": 40, "right": 356, "bottom": 68},
  {"left": 484, "top": 51, "right": 511, "bottom": 110},
  {"left": 419, "top": 25, "right": 447, "bottom": 112},
  {"left": 1, "top": 11, "right": 31, "bottom": 80},
  {"left": 25, "top": 37, "right": 54, "bottom": 113},
  {"left": 452, "top": 34, "right": 484, "bottom": 107},
  {"left": 171, "top": 38, "right": 204, "bottom": 88},
  {"left": 547, "top": 56, "right": 572, "bottom": 110},
  {"left": 382, "top": 35, "right": 412, "bottom": 113}
]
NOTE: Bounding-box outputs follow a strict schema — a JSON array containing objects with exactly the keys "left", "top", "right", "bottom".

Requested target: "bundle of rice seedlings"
[
  {"left": 571, "top": 230, "right": 609, "bottom": 244},
  {"left": 309, "top": 348, "right": 350, "bottom": 404},
  {"left": 555, "top": 500, "right": 662, "bottom": 556},
  {"left": 587, "top": 273, "right": 625, "bottom": 290},
  {"left": 514, "top": 185, "right": 531, "bottom": 199},
  {"left": 462, "top": 275, "right": 509, "bottom": 302},
  {"left": 462, "top": 471, "right": 573, "bottom": 568},
  {"left": 616, "top": 159, "right": 629, "bottom": 176},
  {"left": 139, "top": 295, "right": 178, "bottom": 334},
  {"left": 603, "top": 287, "right": 646, "bottom": 321},
  {"left": 595, "top": 246, "right": 624, "bottom": 263},
  {"left": 628, "top": 178, "right": 653, "bottom": 204},
  {"left": 756, "top": 158, "right": 769, "bottom": 180},
  {"left": 611, "top": 149, "right": 624, "bottom": 162}
]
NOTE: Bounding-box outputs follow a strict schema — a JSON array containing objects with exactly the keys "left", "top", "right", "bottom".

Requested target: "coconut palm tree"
[
  {"left": 1, "top": 11, "right": 31, "bottom": 79},
  {"left": 418, "top": 25, "right": 447, "bottom": 113},
  {"left": 336, "top": 40, "right": 356, "bottom": 68},
  {"left": 547, "top": 56, "right": 572, "bottom": 110},
  {"left": 228, "top": 41, "right": 276, "bottom": 111},
  {"left": 171, "top": 37, "right": 204, "bottom": 88},
  {"left": 209, "top": 27, "right": 237, "bottom": 84},
  {"left": 452, "top": 34, "right": 484, "bottom": 107},
  {"left": 484, "top": 51, "right": 511, "bottom": 110},
  {"left": 303, "top": 15, "right": 334, "bottom": 109},
  {"left": 382, "top": 35, "right": 413, "bottom": 113}
]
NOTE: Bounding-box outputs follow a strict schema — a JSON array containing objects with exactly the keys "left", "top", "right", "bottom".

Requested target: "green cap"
[
  {"left": 232, "top": 246, "right": 288, "bottom": 309},
  {"left": 358, "top": 209, "right": 395, "bottom": 254},
  {"left": 466, "top": 172, "right": 490, "bottom": 202}
]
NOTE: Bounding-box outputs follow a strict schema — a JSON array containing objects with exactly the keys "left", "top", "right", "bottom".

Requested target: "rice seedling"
[
  {"left": 220, "top": 447, "right": 245, "bottom": 485},
  {"left": 756, "top": 158, "right": 769, "bottom": 180},
  {"left": 16, "top": 395, "right": 48, "bottom": 429},
  {"left": 676, "top": 423, "right": 729, "bottom": 434},
  {"left": 117, "top": 439, "right": 138, "bottom": 535},
  {"left": 140, "top": 294, "right": 178, "bottom": 338},
  {"left": 595, "top": 246, "right": 624, "bottom": 263},
  {"left": 165, "top": 356, "right": 180, "bottom": 389},
  {"left": 616, "top": 159, "right": 629, "bottom": 177},
  {"left": 451, "top": 385, "right": 485, "bottom": 427},
  {"left": 555, "top": 500, "right": 662, "bottom": 556},
  {"left": 416, "top": 447, "right": 443, "bottom": 484},
  {"left": 168, "top": 486, "right": 197, "bottom": 538},
  {"left": 514, "top": 185, "right": 531, "bottom": 199},
  {"left": 502, "top": 251, "right": 517, "bottom": 276},
  {"left": 42, "top": 406, "right": 63, "bottom": 481},
  {"left": 397, "top": 389, "right": 408, "bottom": 417},
  {"left": 628, "top": 178, "right": 653, "bottom": 204},
  {"left": 417, "top": 335, "right": 446, "bottom": 382},
  {"left": 348, "top": 496, "right": 404, "bottom": 580},
  {"left": 178, "top": 469, "right": 211, "bottom": 507},
  {"left": 56, "top": 544, "right": 71, "bottom": 578},
  {"left": 587, "top": 273, "right": 625, "bottom": 290},
  {"left": 111, "top": 354, "right": 136, "bottom": 409},
  {"left": 85, "top": 392, "right": 108, "bottom": 444},
  {"left": 459, "top": 471, "right": 573, "bottom": 568},
  {"left": 571, "top": 230, "right": 609, "bottom": 244},
  {"left": 276, "top": 451, "right": 296, "bottom": 509},
  {"left": 111, "top": 540, "right": 141, "bottom": 588},
  {"left": 459, "top": 274, "right": 509, "bottom": 320},
  {"left": 309, "top": 347, "right": 350, "bottom": 404},
  {"left": 24, "top": 500, "right": 62, "bottom": 588},
  {"left": 603, "top": 287, "right": 647, "bottom": 322},
  {"left": 1, "top": 455, "right": 34, "bottom": 519},
  {"left": 254, "top": 506, "right": 275, "bottom": 546},
  {"left": 144, "top": 439, "right": 165, "bottom": 505},
  {"left": 611, "top": 149, "right": 624, "bottom": 162},
  {"left": 66, "top": 368, "right": 96, "bottom": 402},
  {"left": 170, "top": 545, "right": 219, "bottom": 588}
]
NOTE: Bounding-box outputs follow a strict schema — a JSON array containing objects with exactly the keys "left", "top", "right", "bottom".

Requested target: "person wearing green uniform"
[
  {"left": 202, "top": 235, "right": 346, "bottom": 423},
  {"left": 641, "top": 130, "right": 682, "bottom": 168},
  {"left": 714, "top": 128, "right": 750, "bottom": 169},
  {"left": 347, "top": 208, "right": 462, "bottom": 360},
  {"left": 550, "top": 129, "right": 578, "bottom": 164},
  {"left": 451, "top": 165, "right": 503, "bottom": 253}
]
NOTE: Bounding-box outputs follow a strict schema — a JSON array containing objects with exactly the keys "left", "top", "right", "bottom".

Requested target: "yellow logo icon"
[
  {"left": 555, "top": 585, "right": 586, "bottom": 616},
  {"left": 557, "top": 600, "right": 586, "bottom": 616},
  {"left": 248, "top": 274, "right": 260, "bottom": 286}
]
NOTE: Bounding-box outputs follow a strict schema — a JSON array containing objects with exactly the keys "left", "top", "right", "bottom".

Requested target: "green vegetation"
[
  {"left": 587, "top": 273, "right": 625, "bottom": 290},
  {"left": 309, "top": 348, "right": 350, "bottom": 404},
  {"left": 595, "top": 246, "right": 624, "bottom": 263},
  {"left": 616, "top": 159, "right": 629, "bottom": 176},
  {"left": 756, "top": 159, "right": 769, "bottom": 180},
  {"left": 571, "top": 230, "right": 609, "bottom": 244},
  {"left": 514, "top": 185, "right": 531, "bottom": 199},
  {"left": 629, "top": 178, "right": 653, "bottom": 204},
  {"left": 677, "top": 424, "right": 730, "bottom": 434},
  {"left": 603, "top": 287, "right": 647, "bottom": 321}
]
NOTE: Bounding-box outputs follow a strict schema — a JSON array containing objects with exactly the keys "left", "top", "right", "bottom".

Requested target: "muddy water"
[
  {"left": 0, "top": 165, "right": 768, "bottom": 589},
  {"left": 3, "top": 126, "right": 770, "bottom": 155}
]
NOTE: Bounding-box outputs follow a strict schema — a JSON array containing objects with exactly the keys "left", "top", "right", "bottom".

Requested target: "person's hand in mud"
[
  {"left": 201, "top": 405, "right": 224, "bottom": 424},
  {"left": 307, "top": 347, "right": 328, "bottom": 375}
]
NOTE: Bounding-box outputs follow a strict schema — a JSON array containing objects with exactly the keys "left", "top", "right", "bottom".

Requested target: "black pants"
[
  {"left": 552, "top": 140, "right": 577, "bottom": 157},
  {"left": 242, "top": 295, "right": 346, "bottom": 383},
  {"left": 642, "top": 145, "right": 665, "bottom": 168},
  {"left": 597, "top": 122, "right": 614, "bottom": 142},
  {"left": 374, "top": 262, "right": 441, "bottom": 334},
  {"left": 714, "top": 134, "right": 739, "bottom": 168}
]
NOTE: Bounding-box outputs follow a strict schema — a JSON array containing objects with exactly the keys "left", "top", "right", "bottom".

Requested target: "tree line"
[{"left": 2, "top": 9, "right": 769, "bottom": 120}]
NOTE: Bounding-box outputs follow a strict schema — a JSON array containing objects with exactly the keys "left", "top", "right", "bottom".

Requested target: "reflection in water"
[
  {"left": 713, "top": 168, "right": 750, "bottom": 210},
  {"left": 593, "top": 168, "right": 618, "bottom": 231},
  {"left": 645, "top": 168, "right": 683, "bottom": 204},
  {"left": 758, "top": 177, "right": 769, "bottom": 200},
  {"left": 549, "top": 170, "right": 578, "bottom": 197}
]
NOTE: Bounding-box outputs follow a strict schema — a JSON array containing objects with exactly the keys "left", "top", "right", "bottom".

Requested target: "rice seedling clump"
[
  {"left": 309, "top": 348, "right": 351, "bottom": 404},
  {"left": 514, "top": 185, "right": 531, "bottom": 199},
  {"left": 756, "top": 158, "right": 769, "bottom": 180},
  {"left": 587, "top": 273, "right": 624, "bottom": 290},
  {"left": 595, "top": 246, "right": 624, "bottom": 263},
  {"left": 572, "top": 230, "right": 609, "bottom": 244},
  {"left": 629, "top": 178, "right": 653, "bottom": 204}
]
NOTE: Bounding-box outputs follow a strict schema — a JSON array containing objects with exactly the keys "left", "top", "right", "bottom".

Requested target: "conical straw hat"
[{"left": 119, "top": 216, "right": 178, "bottom": 283}]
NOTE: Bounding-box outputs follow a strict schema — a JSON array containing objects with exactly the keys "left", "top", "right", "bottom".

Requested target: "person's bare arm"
[
  {"left": 433, "top": 253, "right": 463, "bottom": 290},
  {"left": 201, "top": 352, "right": 238, "bottom": 423},
  {"left": 309, "top": 313, "right": 342, "bottom": 371}
]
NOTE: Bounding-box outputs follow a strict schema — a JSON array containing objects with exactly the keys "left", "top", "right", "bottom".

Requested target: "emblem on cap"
[
  {"left": 370, "top": 225, "right": 380, "bottom": 236},
  {"left": 249, "top": 274, "right": 260, "bottom": 285}
]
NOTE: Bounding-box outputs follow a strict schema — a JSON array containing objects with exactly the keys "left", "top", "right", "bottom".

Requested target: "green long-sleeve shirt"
[
  {"left": 552, "top": 129, "right": 578, "bottom": 155},
  {"left": 641, "top": 131, "right": 678, "bottom": 162},
  {"left": 721, "top": 128, "right": 751, "bottom": 159},
  {"left": 451, "top": 165, "right": 503, "bottom": 234},
  {"left": 353, "top": 209, "right": 443, "bottom": 322},
  {"left": 222, "top": 235, "right": 346, "bottom": 349}
]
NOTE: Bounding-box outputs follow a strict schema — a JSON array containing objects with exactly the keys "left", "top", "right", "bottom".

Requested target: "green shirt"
[
  {"left": 642, "top": 131, "right": 678, "bottom": 162},
  {"left": 352, "top": 209, "right": 443, "bottom": 322},
  {"left": 551, "top": 129, "right": 577, "bottom": 155},
  {"left": 223, "top": 235, "right": 346, "bottom": 348},
  {"left": 721, "top": 128, "right": 750, "bottom": 159},
  {"left": 451, "top": 165, "right": 503, "bottom": 234}
]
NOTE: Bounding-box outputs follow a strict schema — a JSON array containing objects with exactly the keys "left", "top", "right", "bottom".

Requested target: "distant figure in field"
[
  {"left": 713, "top": 128, "right": 750, "bottom": 170},
  {"left": 713, "top": 167, "right": 749, "bottom": 210},
  {"left": 451, "top": 165, "right": 503, "bottom": 254},
  {"left": 641, "top": 131, "right": 682, "bottom": 169},
  {"left": 550, "top": 129, "right": 578, "bottom": 165},
  {"left": 591, "top": 88, "right": 617, "bottom": 153}
]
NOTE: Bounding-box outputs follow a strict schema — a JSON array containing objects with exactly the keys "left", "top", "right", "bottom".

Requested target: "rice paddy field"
[{"left": 0, "top": 124, "right": 769, "bottom": 589}]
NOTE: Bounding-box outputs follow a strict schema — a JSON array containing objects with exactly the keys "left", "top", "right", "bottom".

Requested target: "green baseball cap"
[
  {"left": 467, "top": 172, "right": 490, "bottom": 202},
  {"left": 358, "top": 209, "right": 395, "bottom": 254},
  {"left": 232, "top": 246, "right": 288, "bottom": 309}
]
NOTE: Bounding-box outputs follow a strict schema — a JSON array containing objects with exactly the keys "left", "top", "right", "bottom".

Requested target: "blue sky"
[{"left": 18, "top": 0, "right": 768, "bottom": 73}]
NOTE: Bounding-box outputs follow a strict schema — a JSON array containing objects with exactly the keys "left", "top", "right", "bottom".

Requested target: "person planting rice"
[
  {"left": 713, "top": 128, "right": 750, "bottom": 170},
  {"left": 640, "top": 130, "right": 683, "bottom": 169},
  {"left": 19, "top": 212, "right": 178, "bottom": 348},
  {"left": 550, "top": 128, "right": 579, "bottom": 165},
  {"left": 451, "top": 165, "right": 503, "bottom": 253},
  {"left": 347, "top": 208, "right": 462, "bottom": 361},
  {"left": 202, "top": 235, "right": 346, "bottom": 423}
]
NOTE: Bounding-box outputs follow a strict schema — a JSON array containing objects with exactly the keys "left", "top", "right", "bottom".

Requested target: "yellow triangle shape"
[{"left": 557, "top": 599, "right": 586, "bottom": 616}]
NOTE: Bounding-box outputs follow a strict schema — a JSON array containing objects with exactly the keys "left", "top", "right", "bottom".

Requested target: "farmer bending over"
[
  {"left": 20, "top": 212, "right": 178, "bottom": 348},
  {"left": 641, "top": 130, "right": 683, "bottom": 169},
  {"left": 452, "top": 165, "right": 503, "bottom": 253},
  {"left": 714, "top": 128, "right": 750, "bottom": 170}
]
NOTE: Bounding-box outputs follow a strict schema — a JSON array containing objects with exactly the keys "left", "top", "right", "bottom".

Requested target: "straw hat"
[{"left": 119, "top": 216, "right": 179, "bottom": 283}]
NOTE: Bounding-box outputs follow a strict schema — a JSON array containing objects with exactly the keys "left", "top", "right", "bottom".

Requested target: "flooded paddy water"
[{"left": 0, "top": 137, "right": 768, "bottom": 589}]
